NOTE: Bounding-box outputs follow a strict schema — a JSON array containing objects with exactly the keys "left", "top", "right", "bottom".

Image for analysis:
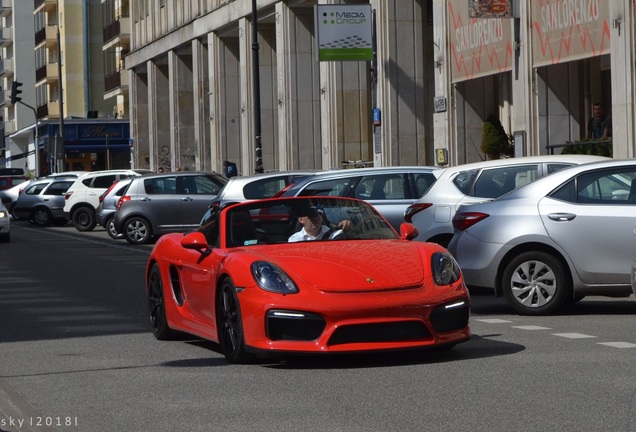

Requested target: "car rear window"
[
  {"left": 297, "top": 178, "right": 354, "bottom": 197},
  {"left": 92, "top": 175, "right": 118, "bottom": 188},
  {"left": 243, "top": 177, "right": 288, "bottom": 199}
]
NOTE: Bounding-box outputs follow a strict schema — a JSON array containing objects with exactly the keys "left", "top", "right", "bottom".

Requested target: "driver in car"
[{"left": 288, "top": 206, "right": 351, "bottom": 242}]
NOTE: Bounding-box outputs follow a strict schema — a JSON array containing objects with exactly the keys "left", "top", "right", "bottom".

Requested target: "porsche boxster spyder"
[{"left": 146, "top": 196, "right": 470, "bottom": 363}]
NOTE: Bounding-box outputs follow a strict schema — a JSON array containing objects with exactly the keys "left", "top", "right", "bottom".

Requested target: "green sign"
[{"left": 315, "top": 4, "right": 373, "bottom": 62}]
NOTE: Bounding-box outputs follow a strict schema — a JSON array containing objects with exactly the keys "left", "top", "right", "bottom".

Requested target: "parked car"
[
  {"left": 0, "top": 179, "right": 30, "bottom": 220},
  {"left": 448, "top": 158, "right": 636, "bottom": 315},
  {"left": 278, "top": 166, "right": 438, "bottom": 229},
  {"left": 13, "top": 177, "right": 75, "bottom": 226},
  {"left": 210, "top": 170, "right": 316, "bottom": 208},
  {"left": 114, "top": 172, "right": 228, "bottom": 245},
  {"left": 0, "top": 168, "right": 28, "bottom": 191},
  {"left": 1, "top": 171, "right": 87, "bottom": 221},
  {"left": 96, "top": 178, "right": 134, "bottom": 239},
  {"left": 64, "top": 169, "right": 154, "bottom": 232},
  {"left": 404, "top": 154, "right": 608, "bottom": 247},
  {"left": 0, "top": 201, "right": 9, "bottom": 242},
  {"left": 146, "top": 196, "right": 470, "bottom": 363}
]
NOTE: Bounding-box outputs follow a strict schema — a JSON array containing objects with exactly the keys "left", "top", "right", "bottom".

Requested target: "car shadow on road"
[{"left": 158, "top": 335, "right": 525, "bottom": 370}]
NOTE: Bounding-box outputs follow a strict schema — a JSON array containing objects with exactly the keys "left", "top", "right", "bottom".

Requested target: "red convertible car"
[{"left": 146, "top": 196, "right": 470, "bottom": 363}]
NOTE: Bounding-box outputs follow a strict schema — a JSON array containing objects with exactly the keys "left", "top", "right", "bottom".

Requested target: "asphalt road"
[{"left": 1, "top": 222, "right": 635, "bottom": 432}]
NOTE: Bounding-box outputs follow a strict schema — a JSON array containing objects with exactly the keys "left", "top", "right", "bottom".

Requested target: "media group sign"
[{"left": 315, "top": 4, "right": 373, "bottom": 62}]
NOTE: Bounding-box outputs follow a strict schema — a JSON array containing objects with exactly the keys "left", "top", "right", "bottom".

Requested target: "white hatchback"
[
  {"left": 64, "top": 169, "right": 153, "bottom": 231},
  {"left": 404, "top": 154, "right": 608, "bottom": 247}
]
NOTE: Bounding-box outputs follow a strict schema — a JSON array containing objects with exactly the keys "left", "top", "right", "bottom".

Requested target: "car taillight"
[
  {"left": 64, "top": 191, "right": 74, "bottom": 200},
  {"left": 100, "top": 182, "right": 118, "bottom": 203},
  {"left": 452, "top": 212, "right": 489, "bottom": 231},
  {"left": 403, "top": 203, "right": 432, "bottom": 222},
  {"left": 116, "top": 195, "right": 131, "bottom": 211}
]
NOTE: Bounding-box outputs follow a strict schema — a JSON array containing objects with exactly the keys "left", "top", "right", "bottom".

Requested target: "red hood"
[{"left": 246, "top": 241, "right": 426, "bottom": 292}]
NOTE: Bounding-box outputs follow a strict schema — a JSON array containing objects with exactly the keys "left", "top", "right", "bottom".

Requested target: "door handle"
[
  {"left": 548, "top": 213, "right": 576, "bottom": 221},
  {"left": 182, "top": 197, "right": 193, "bottom": 202},
  {"left": 141, "top": 197, "right": 151, "bottom": 202}
]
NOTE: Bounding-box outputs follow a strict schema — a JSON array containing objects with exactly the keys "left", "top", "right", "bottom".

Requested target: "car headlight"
[
  {"left": 0, "top": 211, "right": 6, "bottom": 218},
  {"left": 432, "top": 252, "right": 461, "bottom": 286},
  {"left": 251, "top": 261, "right": 299, "bottom": 294}
]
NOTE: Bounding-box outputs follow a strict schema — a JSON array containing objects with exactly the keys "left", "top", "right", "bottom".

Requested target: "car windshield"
[{"left": 222, "top": 197, "right": 398, "bottom": 247}]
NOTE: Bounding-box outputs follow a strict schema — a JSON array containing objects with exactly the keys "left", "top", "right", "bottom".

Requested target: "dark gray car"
[
  {"left": 113, "top": 172, "right": 227, "bottom": 244},
  {"left": 13, "top": 178, "right": 75, "bottom": 226}
]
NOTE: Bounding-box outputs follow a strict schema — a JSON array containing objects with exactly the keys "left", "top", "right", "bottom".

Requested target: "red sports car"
[{"left": 146, "top": 196, "right": 470, "bottom": 363}]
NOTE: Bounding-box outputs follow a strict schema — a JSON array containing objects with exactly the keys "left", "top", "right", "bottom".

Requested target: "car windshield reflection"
[{"left": 223, "top": 198, "right": 398, "bottom": 247}]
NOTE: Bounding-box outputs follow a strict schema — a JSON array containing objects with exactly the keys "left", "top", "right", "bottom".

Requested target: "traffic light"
[{"left": 10, "top": 80, "right": 22, "bottom": 104}]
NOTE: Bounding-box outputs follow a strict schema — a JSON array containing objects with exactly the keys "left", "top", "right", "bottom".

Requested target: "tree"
[{"left": 481, "top": 115, "right": 512, "bottom": 159}]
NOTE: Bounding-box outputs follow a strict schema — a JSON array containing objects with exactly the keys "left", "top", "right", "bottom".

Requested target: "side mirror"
[
  {"left": 181, "top": 232, "right": 210, "bottom": 252},
  {"left": 399, "top": 222, "right": 419, "bottom": 241}
]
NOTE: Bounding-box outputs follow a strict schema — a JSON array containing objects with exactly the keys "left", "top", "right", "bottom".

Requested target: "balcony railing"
[
  {"left": 37, "top": 101, "right": 60, "bottom": 120},
  {"left": 103, "top": 16, "right": 130, "bottom": 46},
  {"left": 0, "top": 27, "right": 12, "bottom": 47},
  {"left": 0, "top": 0, "right": 11, "bottom": 18},
  {"left": 35, "top": 63, "right": 59, "bottom": 83},
  {"left": 34, "top": 25, "right": 57, "bottom": 48},
  {"left": 34, "top": 0, "right": 56, "bottom": 13},
  {"left": 0, "top": 57, "right": 13, "bottom": 76}
]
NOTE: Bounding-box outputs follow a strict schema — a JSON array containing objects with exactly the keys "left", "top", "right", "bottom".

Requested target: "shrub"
[{"left": 481, "top": 115, "right": 512, "bottom": 159}]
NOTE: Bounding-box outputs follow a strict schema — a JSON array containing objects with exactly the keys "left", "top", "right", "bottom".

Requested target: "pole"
[
  {"left": 251, "top": 0, "right": 263, "bottom": 173},
  {"left": 106, "top": 134, "right": 110, "bottom": 170},
  {"left": 17, "top": 101, "right": 39, "bottom": 177},
  {"left": 56, "top": 0, "right": 65, "bottom": 173}
]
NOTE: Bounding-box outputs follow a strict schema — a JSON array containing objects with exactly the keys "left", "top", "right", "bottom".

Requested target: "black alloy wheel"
[
  {"left": 72, "top": 207, "right": 97, "bottom": 231},
  {"left": 216, "top": 279, "right": 251, "bottom": 364},
  {"left": 147, "top": 264, "right": 178, "bottom": 340}
]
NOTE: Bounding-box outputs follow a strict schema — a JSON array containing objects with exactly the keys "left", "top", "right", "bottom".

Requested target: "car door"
[
  {"left": 43, "top": 181, "right": 74, "bottom": 216},
  {"left": 141, "top": 176, "right": 180, "bottom": 232},
  {"left": 538, "top": 167, "right": 636, "bottom": 285},
  {"left": 178, "top": 174, "right": 226, "bottom": 229}
]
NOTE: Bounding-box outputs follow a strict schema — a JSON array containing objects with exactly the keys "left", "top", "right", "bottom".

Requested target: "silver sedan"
[{"left": 448, "top": 158, "right": 636, "bottom": 315}]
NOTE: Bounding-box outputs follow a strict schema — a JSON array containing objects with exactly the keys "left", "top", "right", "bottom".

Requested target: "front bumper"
[{"left": 239, "top": 286, "right": 471, "bottom": 354}]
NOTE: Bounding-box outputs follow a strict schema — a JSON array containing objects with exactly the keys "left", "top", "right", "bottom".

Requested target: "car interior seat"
[{"left": 229, "top": 210, "right": 258, "bottom": 247}]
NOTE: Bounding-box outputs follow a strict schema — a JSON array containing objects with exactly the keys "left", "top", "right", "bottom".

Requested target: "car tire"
[
  {"left": 501, "top": 251, "right": 570, "bottom": 316},
  {"left": 216, "top": 279, "right": 252, "bottom": 364},
  {"left": 9, "top": 204, "right": 22, "bottom": 221},
  {"left": 72, "top": 206, "right": 96, "bottom": 231},
  {"left": 124, "top": 217, "right": 152, "bottom": 245},
  {"left": 147, "top": 264, "right": 179, "bottom": 340},
  {"left": 105, "top": 216, "right": 123, "bottom": 239},
  {"left": 31, "top": 207, "right": 52, "bottom": 227}
]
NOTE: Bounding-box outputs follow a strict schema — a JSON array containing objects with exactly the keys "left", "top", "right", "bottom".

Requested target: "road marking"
[
  {"left": 552, "top": 333, "right": 597, "bottom": 339},
  {"left": 597, "top": 342, "right": 636, "bottom": 349},
  {"left": 474, "top": 319, "right": 513, "bottom": 324},
  {"left": 512, "top": 325, "right": 551, "bottom": 330}
]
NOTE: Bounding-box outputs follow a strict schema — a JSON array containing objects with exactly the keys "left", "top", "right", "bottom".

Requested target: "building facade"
[
  {"left": 1, "top": 0, "right": 36, "bottom": 171},
  {"left": 126, "top": 0, "right": 636, "bottom": 176},
  {"left": 1, "top": 0, "right": 132, "bottom": 176}
]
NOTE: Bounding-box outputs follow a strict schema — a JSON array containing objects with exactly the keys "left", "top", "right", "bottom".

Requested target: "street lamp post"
[{"left": 252, "top": 0, "right": 263, "bottom": 173}]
